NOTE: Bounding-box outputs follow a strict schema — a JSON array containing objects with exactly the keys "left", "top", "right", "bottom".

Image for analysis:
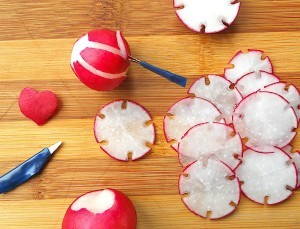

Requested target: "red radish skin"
[
  {"left": 71, "top": 29, "right": 131, "bottom": 91},
  {"left": 18, "top": 87, "right": 58, "bottom": 126},
  {"left": 62, "top": 189, "right": 137, "bottom": 229}
]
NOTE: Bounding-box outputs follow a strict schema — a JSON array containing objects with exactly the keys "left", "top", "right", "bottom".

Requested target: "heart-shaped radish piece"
[{"left": 18, "top": 87, "right": 58, "bottom": 126}]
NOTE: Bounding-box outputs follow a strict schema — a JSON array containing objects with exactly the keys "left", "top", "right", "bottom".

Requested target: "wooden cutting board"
[{"left": 0, "top": 1, "right": 299, "bottom": 228}]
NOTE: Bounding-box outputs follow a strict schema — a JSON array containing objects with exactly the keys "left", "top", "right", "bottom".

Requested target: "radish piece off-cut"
[
  {"left": 224, "top": 50, "right": 273, "bottom": 83},
  {"left": 236, "top": 148, "right": 297, "bottom": 204},
  {"left": 164, "top": 97, "right": 224, "bottom": 151},
  {"left": 283, "top": 145, "right": 300, "bottom": 189},
  {"left": 94, "top": 100, "right": 155, "bottom": 161},
  {"left": 235, "top": 71, "right": 279, "bottom": 97},
  {"left": 174, "top": 0, "right": 240, "bottom": 33},
  {"left": 233, "top": 91, "right": 297, "bottom": 148},
  {"left": 178, "top": 122, "right": 242, "bottom": 169},
  {"left": 188, "top": 75, "right": 242, "bottom": 123},
  {"left": 179, "top": 160, "right": 240, "bottom": 219}
]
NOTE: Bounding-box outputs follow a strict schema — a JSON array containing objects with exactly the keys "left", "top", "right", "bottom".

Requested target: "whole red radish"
[
  {"left": 71, "top": 29, "right": 131, "bottom": 91},
  {"left": 62, "top": 189, "right": 137, "bottom": 229}
]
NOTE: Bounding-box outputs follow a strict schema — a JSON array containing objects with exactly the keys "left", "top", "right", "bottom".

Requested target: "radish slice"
[
  {"left": 174, "top": 0, "right": 240, "bottom": 33},
  {"left": 224, "top": 50, "right": 273, "bottom": 83},
  {"left": 94, "top": 100, "right": 155, "bottom": 161},
  {"left": 282, "top": 145, "right": 300, "bottom": 189},
  {"left": 179, "top": 160, "right": 240, "bottom": 219},
  {"left": 233, "top": 91, "right": 297, "bottom": 148},
  {"left": 178, "top": 154, "right": 195, "bottom": 167},
  {"left": 235, "top": 148, "right": 297, "bottom": 204},
  {"left": 164, "top": 97, "right": 225, "bottom": 151},
  {"left": 178, "top": 122, "right": 242, "bottom": 169},
  {"left": 263, "top": 82, "right": 300, "bottom": 121},
  {"left": 188, "top": 75, "right": 242, "bottom": 123},
  {"left": 236, "top": 71, "right": 279, "bottom": 97}
]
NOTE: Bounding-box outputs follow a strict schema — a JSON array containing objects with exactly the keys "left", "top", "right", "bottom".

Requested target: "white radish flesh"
[{"left": 282, "top": 145, "right": 300, "bottom": 189}]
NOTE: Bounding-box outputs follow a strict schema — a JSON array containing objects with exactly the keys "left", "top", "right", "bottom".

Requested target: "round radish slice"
[
  {"left": 188, "top": 75, "right": 242, "bottom": 123},
  {"left": 233, "top": 91, "right": 297, "bottom": 148},
  {"left": 235, "top": 148, "right": 297, "bottom": 204},
  {"left": 94, "top": 100, "right": 155, "bottom": 161},
  {"left": 263, "top": 82, "right": 300, "bottom": 121},
  {"left": 224, "top": 50, "right": 273, "bottom": 83},
  {"left": 179, "top": 160, "right": 240, "bottom": 219},
  {"left": 174, "top": 0, "right": 240, "bottom": 33},
  {"left": 178, "top": 122, "right": 242, "bottom": 169},
  {"left": 164, "top": 97, "right": 225, "bottom": 151},
  {"left": 236, "top": 71, "right": 279, "bottom": 97},
  {"left": 282, "top": 145, "right": 300, "bottom": 189},
  {"left": 178, "top": 154, "right": 195, "bottom": 167}
]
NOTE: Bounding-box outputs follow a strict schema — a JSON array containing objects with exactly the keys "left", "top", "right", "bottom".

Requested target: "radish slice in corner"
[
  {"left": 179, "top": 160, "right": 240, "bottom": 219},
  {"left": 188, "top": 75, "right": 242, "bottom": 123},
  {"left": 233, "top": 91, "right": 297, "bottom": 148},
  {"left": 283, "top": 145, "right": 300, "bottom": 189},
  {"left": 235, "top": 71, "right": 279, "bottom": 97},
  {"left": 94, "top": 100, "right": 155, "bottom": 161},
  {"left": 178, "top": 122, "right": 242, "bottom": 170},
  {"left": 263, "top": 82, "right": 300, "bottom": 121},
  {"left": 235, "top": 148, "right": 297, "bottom": 204},
  {"left": 164, "top": 97, "right": 225, "bottom": 151},
  {"left": 224, "top": 50, "right": 273, "bottom": 83},
  {"left": 174, "top": 0, "right": 240, "bottom": 33}
]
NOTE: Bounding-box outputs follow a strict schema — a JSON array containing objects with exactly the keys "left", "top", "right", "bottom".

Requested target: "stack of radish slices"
[{"left": 164, "top": 49, "right": 300, "bottom": 219}]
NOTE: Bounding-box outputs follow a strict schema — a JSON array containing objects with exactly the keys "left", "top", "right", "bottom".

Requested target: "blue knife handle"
[
  {"left": 0, "top": 148, "right": 51, "bottom": 194},
  {"left": 139, "top": 61, "right": 187, "bottom": 87}
]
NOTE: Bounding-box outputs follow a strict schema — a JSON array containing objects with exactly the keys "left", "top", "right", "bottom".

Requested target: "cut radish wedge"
[
  {"left": 188, "top": 75, "right": 242, "bottom": 123},
  {"left": 94, "top": 100, "right": 155, "bottom": 161},
  {"left": 224, "top": 50, "right": 273, "bottom": 83},
  {"left": 233, "top": 91, "right": 297, "bottom": 148},
  {"left": 263, "top": 82, "right": 300, "bottom": 121},
  {"left": 164, "top": 97, "right": 225, "bottom": 151},
  {"left": 236, "top": 148, "right": 297, "bottom": 204},
  {"left": 174, "top": 0, "right": 240, "bottom": 33},
  {"left": 282, "top": 145, "right": 300, "bottom": 189},
  {"left": 178, "top": 122, "right": 242, "bottom": 169},
  {"left": 236, "top": 71, "right": 279, "bottom": 97},
  {"left": 179, "top": 160, "right": 240, "bottom": 219}
]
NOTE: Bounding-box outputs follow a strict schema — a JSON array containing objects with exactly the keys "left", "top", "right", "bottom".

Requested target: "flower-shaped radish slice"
[
  {"left": 283, "top": 145, "right": 300, "bottom": 189},
  {"left": 94, "top": 100, "right": 155, "bottom": 161}
]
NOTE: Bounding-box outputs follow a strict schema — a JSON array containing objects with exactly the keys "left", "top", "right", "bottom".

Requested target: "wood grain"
[{"left": 0, "top": 0, "right": 300, "bottom": 228}]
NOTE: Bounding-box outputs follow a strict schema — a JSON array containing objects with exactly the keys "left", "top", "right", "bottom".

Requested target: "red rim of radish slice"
[
  {"left": 94, "top": 100, "right": 155, "bottom": 161},
  {"left": 224, "top": 49, "right": 273, "bottom": 83},
  {"left": 235, "top": 71, "right": 279, "bottom": 97},
  {"left": 173, "top": 0, "right": 241, "bottom": 33},
  {"left": 282, "top": 145, "right": 300, "bottom": 189},
  {"left": 188, "top": 75, "right": 242, "bottom": 123},
  {"left": 235, "top": 147, "right": 297, "bottom": 205},
  {"left": 179, "top": 160, "right": 241, "bottom": 219},
  {"left": 232, "top": 91, "right": 298, "bottom": 149},
  {"left": 178, "top": 122, "right": 242, "bottom": 170},
  {"left": 163, "top": 97, "right": 225, "bottom": 151}
]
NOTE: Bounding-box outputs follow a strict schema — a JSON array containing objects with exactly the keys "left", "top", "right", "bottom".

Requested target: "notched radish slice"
[
  {"left": 283, "top": 145, "right": 300, "bottom": 189},
  {"left": 179, "top": 160, "right": 240, "bottom": 219},
  {"left": 188, "top": 75, "right": 242, "bottom": 123},
  {"left": 178, "top": 122, "right": 242, "bottom": 169},
  {"left": 94, "top": 100, "right": 155, "bottom": 161},
  {"left": 236, "top": 71, "right": 279, "bottom": 97},
  {"left": 224, "top": 50, "right": 273, "bottom": 83},
  {"left": 233, "top": 91, "right": 297, "bottom": 148},
  {"left": 235, "top": 148, "right": 297, "bottom": 204},
  {"left": 174, "top": 0, "right": 240, "bottom": 33},
  {"left": 263, "top": 82, "right": 300, "bottom": 121},
  {"left": 164, "top": 97, "right": 225, "bottom": 151}
]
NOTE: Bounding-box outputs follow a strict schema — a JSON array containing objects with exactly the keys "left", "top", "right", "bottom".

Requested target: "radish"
[
  {"left": 94, "top": 100, "right": 155, "bottom": 161},
  {"left": 188, "top": 75, "right": 242, "bottom": 123},
  {"left": 263, "top": 82, "right": 300, "bottom": 121},
  {"left": 179, "top": 160, "right": 240, "bottom": 219},
  {"left": 62, "top": 189, "right": 137, "bottom": 229},
  {"left": 173, "top": 0, "right": 240, "bottom": 33},
  {"left": 283, "top": 145, "right": 300, "bottom": 189},
  {"left": 235, "top": 71, "right": 279, "bottom": 97},
  {"left": 163, "top": 97, "right": 224, "bottom": 151},
  {"left": 224, "top": 50, "right": 273, "bottom": 83},
  {"left": 233, "top": 91, "right": 297, "bottom": 149},
  {"left": 235, "top": 148, "right": 297, "bottom": 204},
  {"left": 71, "top": 29, "right": 131, "bottom": 91}
]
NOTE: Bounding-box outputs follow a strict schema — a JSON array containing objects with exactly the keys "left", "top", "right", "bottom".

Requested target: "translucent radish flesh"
[{"left": 283, "top": 145, "right": 300, "bottom": 189}]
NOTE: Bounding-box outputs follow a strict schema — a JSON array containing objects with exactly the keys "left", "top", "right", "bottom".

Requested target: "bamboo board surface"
[{"left": 0, "top": 0, "right": 300, "bottom": 228}]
